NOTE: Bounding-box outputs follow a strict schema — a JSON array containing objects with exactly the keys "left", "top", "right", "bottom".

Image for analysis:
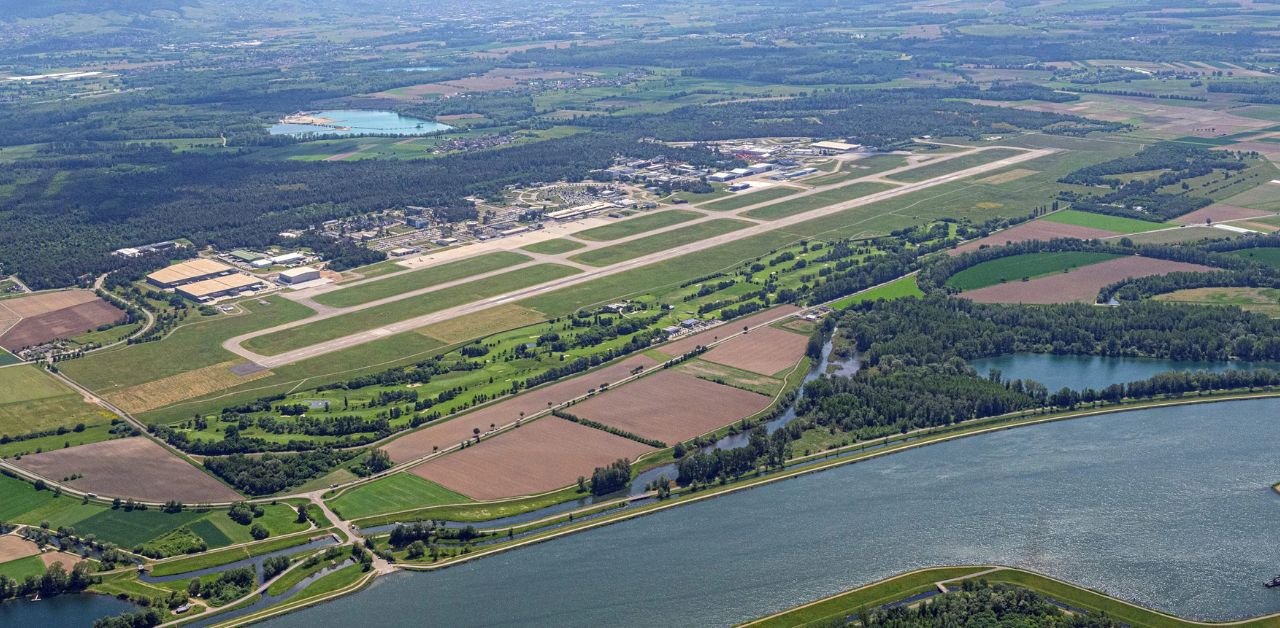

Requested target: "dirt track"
[{"left": 225, "top": 146, "right": 1055, "bottom": 368}]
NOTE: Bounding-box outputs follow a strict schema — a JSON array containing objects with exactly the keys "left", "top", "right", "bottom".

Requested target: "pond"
[
  {"left": 269, "top": 110, "right": 452, "bottom": 137},
  {"left": 0, "top": 593, "right": 139, "bottom": 626},
  {"left": 263, "top": 398, "right": 1280, "bottom": 627},
  {"left": 968, "top": 353, "right": 1280, "bottom": 392}
]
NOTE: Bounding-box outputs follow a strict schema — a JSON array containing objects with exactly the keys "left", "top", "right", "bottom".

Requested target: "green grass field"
[
  {"left": 1041, "top": 209, "right": 1166, "bottom": 234},
  {"left": 1230, "top": 247, "right": 1280, "bottom": 269},
  {"left": 149, "top": 532, "right": 317, "bottom": 577},
  {"left": 295, "top": 563, "right": 364, "bottom": 599},
  {"left": 328, "top": 473, "right": 470, "bottom": 521},
  {"left": 571, "top": 210, "right": 702, "bottom": 241},
  {"left": 244, "top": 264, "right": 579, "bottom": 356},
  {"left": 831, "top": 275, "right": 923, "bottom": 309},
  {"left": 313, "top": 252, "right": 531, "bottom": 308},
  {"left": 61, "top": 296, "right": 315, "bottom": 392},
  {"left": 741, "top": 183, "right": 894, "bottom": 220},
  {"left": 569, "top": 219, "right": 754, "bottom": 267},
  {"left": 700, "top": 187, "right": 798, "bottom": 211},
  {"left": 0, "top": 555, "right": 48, "bottom": 581},
  {"left": 884, "top": 148, "right": 1023, "bottom": 183},
  {"left": 521, "top": 239, "right": 586, "bottom": 254},
  {"left": 946, "top": 252, "right": 1121, "bottom": 291},
  {"left": 0, "top": 349, "right": 20, "bottom": 366},
  {"left": 0, "top": 365, "right": 116, "bottom": 436}
]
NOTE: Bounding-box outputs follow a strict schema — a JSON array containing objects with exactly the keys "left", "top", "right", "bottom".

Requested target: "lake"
[
  {"left": 269, "top": 110, "right": 451, "bottom": 137},
  {"left": 969, "top": 353, "right": 1280, "bottom": 392},
  {"left": 264, "top": 398, "right": 1280, "bottom": 627},
  {"left": 0, "top": 594, "right": 139, "bottom": 626}
]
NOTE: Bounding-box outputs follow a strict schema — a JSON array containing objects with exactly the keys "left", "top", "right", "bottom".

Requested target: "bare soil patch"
[
  {"left": 39, "top": 551, "right": 83, "bottom": 570},
  {"left": 1, "top": 300, "right": 125, "bottom": 351},
  {"left": 2, "top": 290, "right": 98, "bottom": 318},
  {"left": 382, "top": 356, "right": 657, "bottom": 463},
  {"left": 951, "top": 221, "right": 1115, "bottom": 255},
  {"left": 701, "top": 326, "right": 809, "bottom": 376},
  {"left": 571, "top": 370, "right": 772, "bottom": 444},
  {"left": 11, "top": 438, "right": 242, "bottom": 503},
  {"left": 0, "top": 536, "right": 40, "bottom": 562},
  {"left": 411, "top": 418, "right": 653, "bottom": 501},
  {"left": 659, "top": 305, "right": 801, "bottom": 357},
  {"left": 961, "top": 257, "right": 1217, "bottom": 304},
  {"left": 105, "top": 360, "right": 273, "bottom": 414},
  {"left": 1174, "top": 204, "right": 1275, "bottom": 225}
]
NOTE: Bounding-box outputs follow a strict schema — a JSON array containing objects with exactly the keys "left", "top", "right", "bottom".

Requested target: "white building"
[{"left": 278, "top": 266, "right": 321, "bottom": 285}]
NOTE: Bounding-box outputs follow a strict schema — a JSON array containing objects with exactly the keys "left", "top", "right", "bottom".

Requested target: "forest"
[{"left": 859, "top": 580, "right": 1121, "bottom": 627}]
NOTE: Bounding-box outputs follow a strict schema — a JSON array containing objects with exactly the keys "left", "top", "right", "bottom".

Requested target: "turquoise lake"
[{"left": 269, "top": 110, "right": 451, "bottom": 137}]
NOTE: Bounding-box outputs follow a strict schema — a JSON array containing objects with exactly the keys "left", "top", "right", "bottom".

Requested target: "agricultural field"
[
  {"left": 312, "top": 252, "right": 532, "bottom": 308},
  {"left": 1154, "top": 287, "right": 1280, "bottom": 317},
  {"left": 1040, "top": 209, "right": 1166, "bottom": 234},
  {"left": 569, "top": 370, "right": 773, "bottom": 444},
  {"left": 10, "top": 437, "right": 243, "bottom": 503},
  {"left": 700, "top": 326, "right": 810, "bottom": 376},
  {"left": 659, "top": 306, "right": 801, "bottom": 357},
  {"left": 0, "top": 290, "right": 126, "bottom": 352},
  {"left": 951, "top": 219, "right": 1117, "bottom": 254},
  {"left": 570, "top": 210, "right": 703, "bottom": 241},
  {"left": 328, "top": 473, "right": 470, "bottom": 521},
  {"left": 411, "top": 417, "right": 656, "bottom": 500},
  {"left": 1229, "top": 247, "right": 1280, "bottom": 269},
  {"left": 960, "top": 257, "right": 1217, "bottom": 304},
  {"left": 831, "top": 275, "right": 923, "bottom": 309},
  {"left": 945, "top": 251, "right": 1123, "bottom": 291},
  {"left": 1174, "top": 204, "right": 1276, "bottom": 226},
  {"left": 569, "top": 219, "right": 753, "bottom": 266},
  {"left": 0, "top": 365, "right": 117, "bottom": 437}
]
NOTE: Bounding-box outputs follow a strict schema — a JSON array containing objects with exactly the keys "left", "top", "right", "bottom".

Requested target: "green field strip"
[
  {"left": 521, "top": 239, "right": 586, "bottom": 254},
  {"left": 1041, "top": 209, "right": 1168, "bottom": 234},
  {"left": 741, "top": 182, "right": 894, "bottom": 220},
  {"left": 313, "top": 252, "right": 532, "bottom": 308},
  {"left": 245, "top": 264, "right": 581, "bottom": 356},
  {"left": 831, "top": 275, "right": 923, "bottom": 309},
  {"left": 700, "top": 187, "right": 798, "bottom": 211},
  {"left": 328, "top": 472, "right": 471, "bottom": 522},
  {"left": 568, "top": 219, "right": 754, "bottom": 267},
  {"left": 883, "top": 148, "right": 1023, "bottom": 183},
  {"left": 946, "top": 251, "right": 1122, "bottom": 291},
  {"left": 571, "top": 210, "right": 703, "bottom": 241},
  {"left": 1230, "top": 247, "right": 1280, "bottom": 269}
]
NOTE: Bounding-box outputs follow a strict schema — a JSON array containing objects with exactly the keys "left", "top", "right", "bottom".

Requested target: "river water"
[{"left": 264, "top": 398, "right": 1280, "bottom": 627}]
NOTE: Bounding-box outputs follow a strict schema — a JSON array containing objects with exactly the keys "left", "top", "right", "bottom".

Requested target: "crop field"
[
  {"left": 569, "top": 219, "right": 753, "bottom": 267},
  {"left": 329, "top": 473, "right": 470, "bottom": 520},
  {"left": 1229, "top": 247, "right": 1280, "bottom": 269},
  {"left": 0, "top": 536, "right": 40, "bottom": 563},
  {"left": 312, "top": 252, "right": 531, "bottom": 308},
  {"left": 1154, "top": 286, "right": 1280, "bottom": 317},
  {"left": 676, "top": 359, "right": 785, "bottom": 396},
  {"left": 105, "top": 360, "right": 274, "bottom": 414},
  {"left": 570, "top": 210, "right": 702, "bottom": 241},
  {"left": 950, "top": 219, "right": 1117, "bottom": 255},
  {"left": 700, "top": 187, "right": 798, "bottom": 211},
  {"left": 945, "top": 252, "right": 1122, "bottom": 291},
  {"left": 0, "top": 365, "right": 116, "bottom": 436},
  {"left": 1220, "top": 182, "right": 1280, "bottom": 212},
  {"left": 831, "top": 275, "right": 923, "bottom": 309},
  {"left": 380, "top": 355, "right": 657, "bottom": 463},
  {"left": 961, "top": 257, "right": 1217, "bottom": 304},
  {"left": 1040, "top": 209, "right": 1166, "bottom": 234},
  {"left": 742, "top": 182, "right": 894, "bottom": 220},
  {"left": 883, "top": 149, "right": 1023, "bottom": 183},
  {"left": 0, "top": 298, "right": 125, "bottom": 352},
  {"left": 11, "top": 437, "right": 242, "bottom": 503},
  {"left": 244, "top": 264, "right": 580, "bottom": 356},
  {"left": 570, "top": 370, "right": 773, "bottom": 444},
  {"left": 1126, "top": 226, "right": 1236, "bottom": 245},
  {"left": 1174, "top": 204, "right": 1275, "bottom": 225},
  {"left": 0, "top": 555, "right": 48, "bottom": 581},
  {"left": 521, "top": 239, "right": 586, "bottom": 254},
  {"left": 61, "top": 296, "right": 313, "bottom": 393},
  {"left": 411, "top": 417, "right": 655, "bottom": 501},
  {"left": 659, "top": 306, "right": 801, "bottom": 357},
  {"left": 700, "top": 326, "right": 809, "bottom": 376}
]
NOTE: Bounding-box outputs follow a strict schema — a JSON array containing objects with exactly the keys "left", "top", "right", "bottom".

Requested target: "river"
[{"left": 263, "top": 397, "right": 1280, "bottom": 627}]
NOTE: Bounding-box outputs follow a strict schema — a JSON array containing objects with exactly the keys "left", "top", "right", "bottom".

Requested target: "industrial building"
[
  {"left": 546, "top": 201, "right": 614, "bottom": 221},
  {"left": 269, "top": 252, "right": 306, "bottom": 266},
  {"left": 147, "top": 259, "right": 235, "bottom": 289},
  {"left": 811, "top": 140, "right": 862, "bottom": 155},
  {"left": 176, "top": 273, "right": 265, "bottom": 301},
  {"left": 278, "top": 266, "right": 321, "bottom": 285}
]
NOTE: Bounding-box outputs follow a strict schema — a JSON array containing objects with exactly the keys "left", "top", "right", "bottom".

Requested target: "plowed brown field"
[
  {"left": 951, "top": 221, "right": 1116, "bottom": 255},
  {"left": 571, "top": 370, "right": 772, "bottom": 444},
  {"left": 11, "top": 438, "right": 241, "bottom": 503},
  {"left": 960, "top": 257, "right": 1216, "bottom": 304},
  {"left": 659, "top": 305, "right": 801, "bottom": 357},
  {"left": 702, "top": 326, "right": 809, "bottom": 376}
]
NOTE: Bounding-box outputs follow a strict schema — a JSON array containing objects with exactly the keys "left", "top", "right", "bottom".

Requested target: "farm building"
[
  {"left": 147, "top": 259, "right": 235, "bottom": 288},
  {"left": 176, "top": 273, "right": 265, "bottom": 301},
  {"left": 278, "top": 267, "right": 321, "bottom": 285}
]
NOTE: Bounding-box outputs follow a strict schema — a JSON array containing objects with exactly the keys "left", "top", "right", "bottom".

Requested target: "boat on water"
[{"left": 1266, "top": 575, "right": 1280, "bottom": 588}]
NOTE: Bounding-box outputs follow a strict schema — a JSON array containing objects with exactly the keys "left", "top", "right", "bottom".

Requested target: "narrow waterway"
[{"left": 265, "top": 398, "right": 1280, "bottom": 627}]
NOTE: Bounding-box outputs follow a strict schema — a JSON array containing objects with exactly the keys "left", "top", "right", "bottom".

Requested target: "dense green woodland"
[{"left": 856, "top": 580, "right": 1121, "bottom": 628}]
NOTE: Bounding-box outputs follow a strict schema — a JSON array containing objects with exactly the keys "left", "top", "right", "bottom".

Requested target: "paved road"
[{"left": 225, "top": 146, "right": 1055, "bottom": 368}]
